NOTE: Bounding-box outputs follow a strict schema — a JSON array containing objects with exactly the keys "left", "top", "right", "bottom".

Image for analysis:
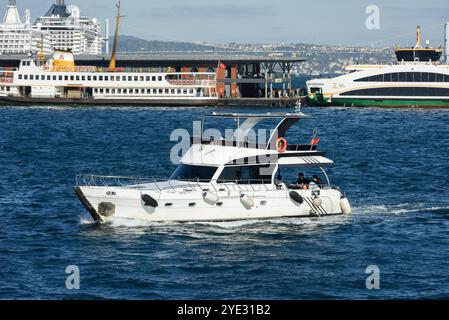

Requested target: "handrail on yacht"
[
  {"left": 76, "top": 174, "right": 339, "bottom": 194},
  {"left": 77, "top": 174, "right": 280, "bottom": 192}
]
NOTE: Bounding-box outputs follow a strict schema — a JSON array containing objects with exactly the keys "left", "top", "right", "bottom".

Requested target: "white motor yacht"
[{"left": 75, "top": 112, "right": 352, "bottom": 223}]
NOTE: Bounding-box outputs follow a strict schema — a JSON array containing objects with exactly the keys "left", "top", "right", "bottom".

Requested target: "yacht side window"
[
  {"left": 170, "top": 164, "right": 218, "bottom": 182},
  {"left": 218, "top": 165, "right": 273, "bottom": 184}
]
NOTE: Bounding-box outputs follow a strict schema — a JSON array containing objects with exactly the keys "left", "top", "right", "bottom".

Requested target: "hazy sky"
[{"left": 5, "top": 0, "right": 449, "bottom": 46}]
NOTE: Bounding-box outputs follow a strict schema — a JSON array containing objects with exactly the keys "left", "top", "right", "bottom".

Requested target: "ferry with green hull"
[{"left": 306, "top": 26, "right": 449, "bottom": 108}]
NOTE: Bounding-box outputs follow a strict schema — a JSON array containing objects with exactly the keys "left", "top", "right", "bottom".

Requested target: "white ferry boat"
[
  {"left": 306, "top": 26, "right": 449, "bottom": 108},
  {"left": 0, "top": 50, "right": 218, "bottom": 106},
  {"left": 75, "top": 113, "right": 352, "bottom": 223}
]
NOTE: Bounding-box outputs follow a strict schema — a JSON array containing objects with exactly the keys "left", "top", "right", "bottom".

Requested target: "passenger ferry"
[
  {"left": 306, "top": 26, "right": 449, "bottom": 108},
  {"left": 0, "top": 50, "right": 218, "bottom": 106},
  {"left": 75, "top": 112, "right": 352, "bottom": 223}
]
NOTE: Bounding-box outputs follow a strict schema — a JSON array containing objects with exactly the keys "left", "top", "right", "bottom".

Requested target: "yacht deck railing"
[
  {"left": 76, "top": 174, "right": 286, "bottom": 193},
  {"left": 76, "top": 174, "right": 338, "bottom": 194}
]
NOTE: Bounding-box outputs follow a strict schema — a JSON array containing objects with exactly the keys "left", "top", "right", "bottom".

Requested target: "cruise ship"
[
  {"left": 0, "top": 0, "right": 104, "bottom": 56},
  {"left": 306, "top": 26, "right": 449, "bottom": 108}
]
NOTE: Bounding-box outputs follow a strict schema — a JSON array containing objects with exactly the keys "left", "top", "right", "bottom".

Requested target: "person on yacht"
[
  {"left": 296, "top": 173, "right": 309, "bottom": 187},
  {"left": 309, "top": 175, "right": 322, "bottom": 191}
]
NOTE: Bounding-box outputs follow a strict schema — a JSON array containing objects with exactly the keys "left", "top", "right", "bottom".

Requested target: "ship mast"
[
  {"left": 109, "top": 0, "right": 123, "bottom": 70},
  {"left": 415, "top": 25, "right": 421, "bottom": 49}
]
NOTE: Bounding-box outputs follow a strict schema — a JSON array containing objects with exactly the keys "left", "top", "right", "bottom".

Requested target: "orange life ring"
[{"left": 277, "top": 137, "right": 287, "bottom": 153}]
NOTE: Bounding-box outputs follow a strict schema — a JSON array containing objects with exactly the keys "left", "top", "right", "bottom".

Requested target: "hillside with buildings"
[{"left": 109, "top": 35, "right": 219, "bottom": 53}]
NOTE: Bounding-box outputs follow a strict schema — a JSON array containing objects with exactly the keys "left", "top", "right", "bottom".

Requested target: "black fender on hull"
[
  {"left": 289, "top": 191, "right": 304, "bottom": 205},
  {"left": 141, "top": 194, "right": 159, "bottom": 208}
]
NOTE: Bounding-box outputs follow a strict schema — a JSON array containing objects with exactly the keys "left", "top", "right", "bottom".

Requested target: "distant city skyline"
[{"left": 3, "top": 0, "right": 449, "bottom": 47}]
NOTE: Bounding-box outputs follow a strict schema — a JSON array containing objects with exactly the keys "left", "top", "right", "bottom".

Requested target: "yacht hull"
[{"left": 75, "top": 185, "right": 346, "bottom": 223}]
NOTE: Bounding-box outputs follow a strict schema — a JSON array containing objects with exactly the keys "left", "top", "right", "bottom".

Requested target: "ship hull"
[
  {"left": 0, "top": 95, "right": 219, "bottom": 107},
  {"left": 307, "top": 96, "right": 449, "bottom": 108}
]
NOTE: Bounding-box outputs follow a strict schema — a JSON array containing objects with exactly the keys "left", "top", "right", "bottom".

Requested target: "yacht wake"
[{"left": 352, "top": 203, "right": 449, "bottom": 216}]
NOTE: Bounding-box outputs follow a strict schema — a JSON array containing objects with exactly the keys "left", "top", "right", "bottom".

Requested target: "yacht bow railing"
[{"left": 76, "top": 174, "right": 286, "bottom": 193}]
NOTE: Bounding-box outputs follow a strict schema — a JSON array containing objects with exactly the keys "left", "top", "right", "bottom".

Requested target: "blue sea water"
[{"left": 1, "top": 105, "right": 449, "bottom": 300}]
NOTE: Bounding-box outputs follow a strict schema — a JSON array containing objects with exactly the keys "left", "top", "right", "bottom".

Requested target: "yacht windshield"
[{"left": 170, "top": 164, "right": 218, "bottom": 182}]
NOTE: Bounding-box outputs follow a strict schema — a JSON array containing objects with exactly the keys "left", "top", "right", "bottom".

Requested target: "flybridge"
[{"left": 192, "top": 113, "right": 324, "bottom": 159}]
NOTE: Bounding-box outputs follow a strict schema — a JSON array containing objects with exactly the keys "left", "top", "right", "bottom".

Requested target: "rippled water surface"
[{"left": 1, "top": 106, "right": 449, "bottom": 299}]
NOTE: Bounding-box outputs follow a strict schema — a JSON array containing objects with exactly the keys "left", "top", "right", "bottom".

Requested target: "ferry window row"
[
  {"left": 18, "top": 74, "right": 164, "bottom": 82},
  {"left": 341, "top": 87, "right": 449, "bottom": 97},
  {"left": 94, "top": 88, "right": 195, "bottom": 95},
  {"left": 355, "top": 72, "right": 449, "bottom": 83}
]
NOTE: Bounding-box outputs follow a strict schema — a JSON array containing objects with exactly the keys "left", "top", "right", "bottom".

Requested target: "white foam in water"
[
  {"left": 109, "top": 217, "right": 178, "bottom": 228},
  {"left": 353, "top": 203, "right": 449, "bottom": 216},
  {"left": 81, "top": 203, "right": 449, "bottom": 231},
  {"left": 79, "top": 214, "right": 96, "bottom": 225}
]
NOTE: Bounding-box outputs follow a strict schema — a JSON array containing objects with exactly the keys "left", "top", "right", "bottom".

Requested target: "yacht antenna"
[{"left": 109, "top": 0, "right": 124, "bottom": 70}]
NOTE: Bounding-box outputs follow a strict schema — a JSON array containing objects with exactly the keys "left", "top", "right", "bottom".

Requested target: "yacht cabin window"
[
  {"left": 218, "top": 165, "right": 273, "bottom": 184},
  {"left": 170, "top": 164, "right": 218, "bottom": 182}
]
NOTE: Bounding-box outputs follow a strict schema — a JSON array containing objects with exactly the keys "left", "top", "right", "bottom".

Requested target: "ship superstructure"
[
  {"left": 0, "top": 0, "right": 51, "bottom": 55},
  {"left": 0, "top": 0, "right": 104, "bottom": 55}
]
